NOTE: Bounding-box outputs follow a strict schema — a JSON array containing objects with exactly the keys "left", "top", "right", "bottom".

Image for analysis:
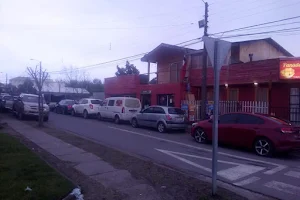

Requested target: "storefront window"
[{"left": 157, "top": 94, "right": 175, "bottom": 107}]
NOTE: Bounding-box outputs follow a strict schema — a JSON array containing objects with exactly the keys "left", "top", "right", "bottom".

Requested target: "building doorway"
[{"left": 141, "top": 94, "right": 151, "bottom": 110}]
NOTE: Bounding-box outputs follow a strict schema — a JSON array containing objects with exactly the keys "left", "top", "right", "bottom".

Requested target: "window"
[
  {"left": 115, "top": 99, "right": 123, "bottom": 106},
  {"left": 78, "top": 99, "right": 84, "bottom": 104},
  {"left": 108, "top": 100, "right": 115, "bottom": 106},
  {"left": 3, "top": 96, "right": 13, "bottom": 100},
  {"left": 168, "top": 108, "right": 184, "bottom": 115},
  {"left": 125, "top": 99, "right": 140, "bottom": 108},
  {"left": 256, "top": 87, "right": 268, "bottom": 102},
  {"left": 237, "top": 114, "right": 264, "bottom": 124},
  {"left": 157, "top": 94, "right": 174, "bottom": 107},
  {"left": 228, "top": 88, "right": 239, "bottom": 101},
  {"left": 219, "top": 114, "right": 239, "bottom": 124},
  {"left": 102, "top": 100, "right": 108, "bottom": 106},
  {"left": 91, "top": 100, "right": 102, "bottom": 104},
  {"left": 153, "top": 107, "right": 165, "bottom": 114},
  {"left": 170, "top": 63, "right": 179, "bottom": 83},
  {"left": 81, "top": 99, "right": 88, "bottom": 104},
  {"left": 143, "top": 107, "right": 154, "bottom": 113},
  {"left": 65, "top": 100, "right": 75, "bottom": 105}
]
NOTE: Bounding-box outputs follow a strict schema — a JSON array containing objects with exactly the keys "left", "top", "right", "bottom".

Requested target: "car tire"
[
  {"left": 131, "top": 118, "right": 138, "bottom": 128},
  {"left": 253, "top": 137, "right": 274, "bottom": 157},
  {"left": 157, "top": 122, "right": 166, "bottom": 133},
  {"left": 97, "top": 112, "right": 102, "bottom": 121},
  {"left": 194, "top": 128, "right": 208, "bottom": 143},
  {"left": 83, "top": 110, "right": 88, "bottom": 119},
  {"left": 55, "top": 108, "right": 59, "bottom": 114},
  {"left": 114, "top": 115, "right": 120, "bottom": 124}
]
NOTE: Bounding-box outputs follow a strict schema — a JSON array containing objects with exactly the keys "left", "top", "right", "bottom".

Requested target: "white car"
[
  {"left": 71, "top": 98, "right": 103, "bottom": 119},
  {"left": 98, "top": 97, "right": 141, "bottom": 124}
]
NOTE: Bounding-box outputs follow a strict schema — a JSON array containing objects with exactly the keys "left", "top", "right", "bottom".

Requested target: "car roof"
[{"left": 20, "top": 93, "right": 38, "bottom": 97}]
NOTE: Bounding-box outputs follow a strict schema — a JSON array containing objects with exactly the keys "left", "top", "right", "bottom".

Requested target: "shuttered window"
[
  {"left": 228, "top": 88, "right": 239, "bottom": 101},
  {"left": 170, "top": 63, "right": 178, "bottom": 83},
  {"left": 256, "top": 87, "right": 268, "bottom": 102}
]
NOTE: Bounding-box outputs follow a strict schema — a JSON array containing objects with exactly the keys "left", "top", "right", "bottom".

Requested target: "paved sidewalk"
[{"left": 4, "top": 118, "right": 160, "bottom": 200}]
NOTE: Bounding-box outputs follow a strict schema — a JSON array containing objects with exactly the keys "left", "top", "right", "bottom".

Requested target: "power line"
[
  {"left": 219, "top": 26, "right": 300, "bottom": 39},
  {"left": 210, "top": 15, "right": 300, "bottom": 36},
  {"left": 48, "top": 37, "right": 203, "bottom": 74},
  {"left": 213, "top": 1, "right": 300, "bottom": 24}
]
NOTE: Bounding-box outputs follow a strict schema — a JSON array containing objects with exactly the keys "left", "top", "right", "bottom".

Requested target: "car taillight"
[
  {"left": 166, "top": 114, "right": 172, "bottom": 120},
  {"left": 122, "top": 107, "right": 125, "bottom": 113},
  {"left": 280, "top": 127, "right": 294, "bottom": 134},
  {"left": 89, "top": 104, "right": 93, "bottom": 109},
  {"left": 67, "top": 105, "right": 72, "bottom": 109}
]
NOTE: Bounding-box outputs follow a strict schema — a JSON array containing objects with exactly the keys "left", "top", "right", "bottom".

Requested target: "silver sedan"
[{"left": 131, "top": 106, "right": 187, "bottom": 133}]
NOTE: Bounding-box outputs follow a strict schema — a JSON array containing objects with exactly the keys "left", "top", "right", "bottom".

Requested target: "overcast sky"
[{"left": 1, "top": 0, "right": 300, "bottom": 83}]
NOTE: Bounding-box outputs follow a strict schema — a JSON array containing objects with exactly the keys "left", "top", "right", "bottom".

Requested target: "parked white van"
[{"left": 97, "top": 97, "right": 141, "bottom": 124}]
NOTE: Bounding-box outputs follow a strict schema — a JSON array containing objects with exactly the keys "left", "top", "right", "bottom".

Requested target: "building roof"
[
  {"left": 141, "top": 43, "right": 197, "bottom": 63},
  {"left": 232, "top": 38, "right": 293, "bottom": 57}
]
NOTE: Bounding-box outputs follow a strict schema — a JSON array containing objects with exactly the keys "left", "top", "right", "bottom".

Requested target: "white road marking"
[
  {"left": 284, "top": 171, "right": 300, "bottom": 179},
  {"left": 233, "top": 176, "right": 261, "bottom": 186},
  {"left": 264, "top": 181, "right": 300, "bottom": 195},
  {"left": 156, "top": 149, "right": 265, "bottom": 181},
  {"left": 156, "top": 149, "right": 211, "bottom": 172},
  {"left": 218, "top": 165, "right": 265, "bottom": 181},
  {"left": 263, "top": 165, "right": 287, "bottom": 175},
  {"left": 109, "top": 126, "right": 286, "bottom": 174}
]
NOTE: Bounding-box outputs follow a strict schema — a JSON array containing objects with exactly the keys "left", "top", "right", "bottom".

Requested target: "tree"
[
  {"left": 27, "top": 64, "right": 49, "bottom": 127},
  {"left": 115, "top": 61, "right": 139, "bottom": 76},
  {"left": 64, "top": 66, "right": 90, "bottom": 94},
  {"left": 17, "top": 78, "right": 37, "bottom": 94}
]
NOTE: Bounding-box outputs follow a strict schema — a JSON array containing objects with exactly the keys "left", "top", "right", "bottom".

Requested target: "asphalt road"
[{"left": 49, "top": 113, "right": 300, "bottom": 200}]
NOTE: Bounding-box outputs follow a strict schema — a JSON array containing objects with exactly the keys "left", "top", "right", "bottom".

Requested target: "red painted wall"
[
  {"left": 189, "top": 58, "right": 280, "bottom": 86},
  {"left": 104, "top": 75, "right": 139, "bottom": 97}
]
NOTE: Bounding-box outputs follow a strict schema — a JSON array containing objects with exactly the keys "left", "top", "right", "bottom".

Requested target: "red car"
[{"left": 191, "top": 112, "right": 300, "bottom": 156}]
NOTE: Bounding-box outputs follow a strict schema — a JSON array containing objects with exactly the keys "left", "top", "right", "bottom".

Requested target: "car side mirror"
[{"left": 140, "top": 110, "right": 143, "bottom": 113}]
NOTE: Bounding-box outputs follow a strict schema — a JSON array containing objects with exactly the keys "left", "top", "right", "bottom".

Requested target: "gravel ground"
[
  {"left": 20, "top": 119, "right": 247, "bottom": 200},
  {"left": 2, "top": 125, "right": 126, "bottom": 200}
]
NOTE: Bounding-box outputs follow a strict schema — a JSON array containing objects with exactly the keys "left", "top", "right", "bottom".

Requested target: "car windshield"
[
  {"left": 125, "top": 99, "right": 140, "bottom": 108},
  {"left": 23, "top": 95, "right": 45, "bottom": 103},
  {"left": 91, "top": 100, "right": 102, "bottom": 104},
  {"left": 168, "top": 108, "right": 184, "bottom": 115}
]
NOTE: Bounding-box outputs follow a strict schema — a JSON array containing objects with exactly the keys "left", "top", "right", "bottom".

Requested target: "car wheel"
[
  {"left": 62, "top": 108, "right": 66, "bottom": 115},
  {"left": 253, "top": 138, "right": 273, "bottom": 157},
  {"left": 114, "top": 115, "right": 120, "bottom": 124},
  {"left": 97, "top": 112, "right": 102, "bottom": 121},
  {"left": 83, "top": 110, "right": 88, "bottom": 119},
  {"left": 194, "top": 128, "right": 207, "bottom": 143},
  {"left": 157, "top": 122, "right": 166, "bottom": 133},
  {"left": 131, "top": 118, "right": 138, "bottom": 128},
  {"left": 55, "top": 108, "right": 59, "bottom": 114}
]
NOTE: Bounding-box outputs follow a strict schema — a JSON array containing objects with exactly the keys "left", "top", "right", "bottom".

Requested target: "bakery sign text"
[{"left": 280, "top": 61, "right": 300, "bottom": 79}]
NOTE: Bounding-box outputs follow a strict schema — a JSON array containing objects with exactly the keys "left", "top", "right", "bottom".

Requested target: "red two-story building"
[{"left": 105, "top": 38, "right": 300, "bottom": 124}]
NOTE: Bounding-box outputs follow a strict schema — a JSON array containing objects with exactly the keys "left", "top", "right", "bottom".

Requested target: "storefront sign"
[{"left": 280, "top": 60, "right": 300, "bottom": 79}]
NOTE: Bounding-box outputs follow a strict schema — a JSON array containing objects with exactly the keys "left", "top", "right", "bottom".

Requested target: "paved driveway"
[{"left": 49, "top": 113, "right": 300, "bottom": 200}]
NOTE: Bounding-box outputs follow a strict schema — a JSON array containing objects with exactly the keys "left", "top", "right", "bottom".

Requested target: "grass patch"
[{"left": 0, "top": 133, "right": 74, "bottom": 200}]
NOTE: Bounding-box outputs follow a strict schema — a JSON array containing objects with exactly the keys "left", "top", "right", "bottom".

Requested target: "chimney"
[{"left": 249, "top": 54, "right": 253, "bottom": 62}]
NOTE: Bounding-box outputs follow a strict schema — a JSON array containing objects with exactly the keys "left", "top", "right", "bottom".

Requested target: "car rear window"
[
  {"left": 91, "top": 100, "right": 102, "bottom": 104},
  {"left": 266, "top": 116, "right": 291, "bottom": 125},
  {"left": 65, "top": 100, "right": 74, "bottom": 105},
  {"left": 168, "top": 108, "right": 184, "bottom": 115},
  {"left": 125, "top": 99, "right": 140, "bottom": 108}
]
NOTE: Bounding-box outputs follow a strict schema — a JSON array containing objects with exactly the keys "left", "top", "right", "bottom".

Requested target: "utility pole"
[
  {"left": 201, "top": 2, "right": 209, "bottom": 120},
  {"left": 5, "top": 73, "right": 7, "bottom": 87}
]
